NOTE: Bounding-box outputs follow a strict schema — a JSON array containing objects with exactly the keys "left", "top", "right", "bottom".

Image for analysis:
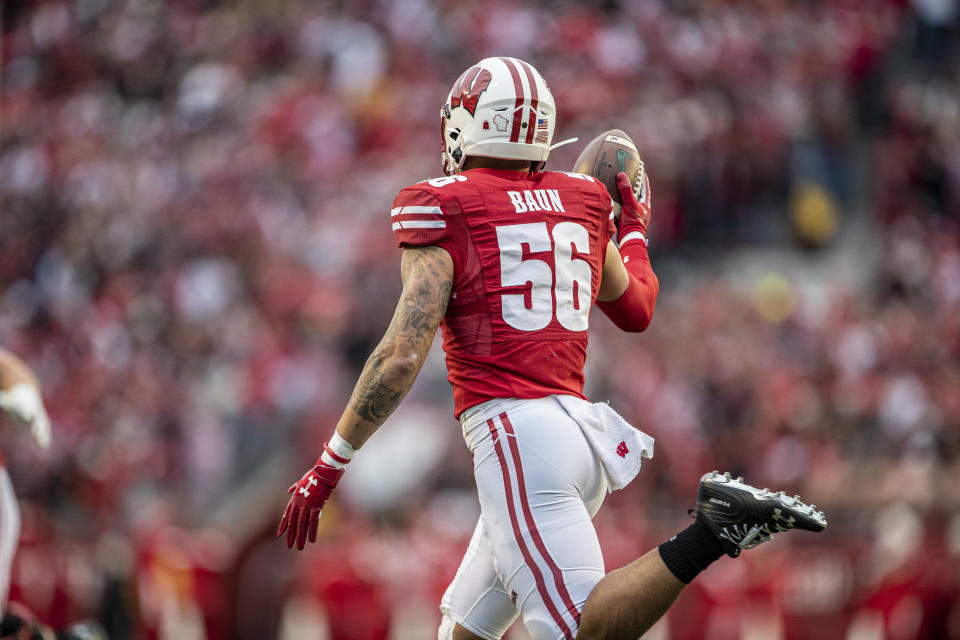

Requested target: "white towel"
[{"left": 555, "top": 395, "right": 654, "bottom": 492}]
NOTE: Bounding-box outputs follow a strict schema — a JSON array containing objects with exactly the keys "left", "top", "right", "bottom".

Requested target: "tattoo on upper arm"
[{"left": 349, "top": 246, "right": 453, "bottom": 425}]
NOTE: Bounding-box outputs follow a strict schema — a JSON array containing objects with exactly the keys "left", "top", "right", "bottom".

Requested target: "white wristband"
[
  {"left": 321, "top": 432, "right": 356, "bottom": 469},
  {"left": 619, "top": 230, "right": 648, "bottom": 247}
]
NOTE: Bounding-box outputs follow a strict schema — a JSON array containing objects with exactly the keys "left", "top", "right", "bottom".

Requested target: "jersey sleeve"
[{"left": 391, "top": 187, "right": 450, "bottom": 248}]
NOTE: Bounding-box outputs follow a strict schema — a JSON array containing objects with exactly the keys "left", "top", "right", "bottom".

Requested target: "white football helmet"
[{"left": 440, "top": 57, "right": 556, "bottom": 175}]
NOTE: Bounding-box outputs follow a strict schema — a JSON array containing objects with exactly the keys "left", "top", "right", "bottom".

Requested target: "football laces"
[{"left": 634, "top": 160, "right": 647, "bottom": 204}]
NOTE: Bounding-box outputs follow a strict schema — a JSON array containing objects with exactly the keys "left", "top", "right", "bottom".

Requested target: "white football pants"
[
  {"left": 440, "top": 396, "right": 608, "bottom": 640},
  {"left": 0, "top": 467, "right": 20, "bottom": 616}
]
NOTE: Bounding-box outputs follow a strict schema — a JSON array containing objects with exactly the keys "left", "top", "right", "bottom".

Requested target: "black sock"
[{"left": 657, "top": 520, "right": 725, "bottom": 584}]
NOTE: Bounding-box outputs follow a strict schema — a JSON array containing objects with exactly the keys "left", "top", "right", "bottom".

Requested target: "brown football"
[{"left": 571, "top": 129, "right": 642, "bottom": 205}]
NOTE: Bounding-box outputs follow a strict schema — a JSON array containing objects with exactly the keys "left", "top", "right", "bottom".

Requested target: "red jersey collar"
[{"left": 463, "top": 167, "right": 535, "bottom": 180}]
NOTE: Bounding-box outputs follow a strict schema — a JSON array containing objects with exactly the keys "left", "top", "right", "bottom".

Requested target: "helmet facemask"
[{"left": 440, "top": 105, "right": 467, "bottom": 176}]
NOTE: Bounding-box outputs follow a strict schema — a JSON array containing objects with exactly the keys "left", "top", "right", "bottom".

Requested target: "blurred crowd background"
[{"left": 2, "top": 0, "right": 960, "bottom": 638}]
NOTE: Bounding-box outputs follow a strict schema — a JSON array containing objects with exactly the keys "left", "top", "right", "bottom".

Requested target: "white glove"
[{"left": 0, "top": 383, "right": 51, "bottom": 449}]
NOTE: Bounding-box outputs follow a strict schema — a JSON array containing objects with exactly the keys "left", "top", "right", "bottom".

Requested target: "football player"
[
  {"left": 0, "top": 348, "right": 51, "bottom": 617},
  {"left": 278, "top": 57, "right": 826, "bottom": 640}
]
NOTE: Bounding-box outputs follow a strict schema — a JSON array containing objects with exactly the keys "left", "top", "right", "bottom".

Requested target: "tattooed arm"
[
  {"left": 334, "top": 245, "right": 453, "bottom": 449},
  {"left": 276, "top": 245, "right": 453, "bottom": 549}
]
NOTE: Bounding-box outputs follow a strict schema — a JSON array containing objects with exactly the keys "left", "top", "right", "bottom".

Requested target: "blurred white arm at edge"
[{"left": 0, "top": 349, "right": 51, "bottom": 449}]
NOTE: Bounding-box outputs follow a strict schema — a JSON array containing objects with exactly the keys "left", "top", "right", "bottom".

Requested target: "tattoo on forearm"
[
  {"left": 349, "top": 246, "right": 453, "bottom": 425},
  {"left": 350, "top": 350, "right": 407, "bottom": 424}
]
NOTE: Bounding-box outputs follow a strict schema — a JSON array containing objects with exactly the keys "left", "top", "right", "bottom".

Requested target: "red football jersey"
[{"left": 392, "top": 167, "right": 615, "bottom": 417}]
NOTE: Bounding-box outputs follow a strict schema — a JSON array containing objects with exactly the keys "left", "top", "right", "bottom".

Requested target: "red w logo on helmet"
[{"left": 450, "top": 66, "right": 492, "bottom": 116}]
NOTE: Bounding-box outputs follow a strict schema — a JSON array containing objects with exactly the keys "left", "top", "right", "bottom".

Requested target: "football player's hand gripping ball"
[
  {"left": 277, "top": 459, "right": 344, "bottom": 550},
  {"left": 616, "top": 169, "right": 651, "bottom": 234}
]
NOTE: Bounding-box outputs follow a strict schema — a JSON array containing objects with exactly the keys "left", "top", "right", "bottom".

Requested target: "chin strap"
[
  {"left": 531, "top": 137, "right": 578, "bottom": 171},
  {"left": 549, "top": 137, "right": 578, "bottom": 151}
]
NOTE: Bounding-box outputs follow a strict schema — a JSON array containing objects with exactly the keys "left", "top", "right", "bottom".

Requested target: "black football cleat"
[{"left": 695, "top": 471, "right": 827, "bottom": 558}]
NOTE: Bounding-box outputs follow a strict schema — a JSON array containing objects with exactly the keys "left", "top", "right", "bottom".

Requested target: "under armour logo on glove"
[
  {"left": 298, "top": 475, "right": 318, "bottom": 497},
  {"left": 277, "top": 460, "right": 344, "bottom": 550},
  {"left": 617, "top": 441, "right": 629, "bottom": 458}
]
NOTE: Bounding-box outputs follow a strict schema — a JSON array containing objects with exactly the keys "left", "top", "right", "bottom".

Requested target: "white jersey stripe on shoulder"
[
  {"left": 392, "top": 206, "right": 443, "bottom": 217},
  {"left": 391, "top": 222, "right": 402, "bottom": 231},
  {"left": 619, "top": 230, "right": 648, "bottom": 246},
  {"left": 396, "top": 220, "right": 446, "bottom": 230},
  {"left": 401, "top": 206, "right": 444, "bottom": 215}
]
